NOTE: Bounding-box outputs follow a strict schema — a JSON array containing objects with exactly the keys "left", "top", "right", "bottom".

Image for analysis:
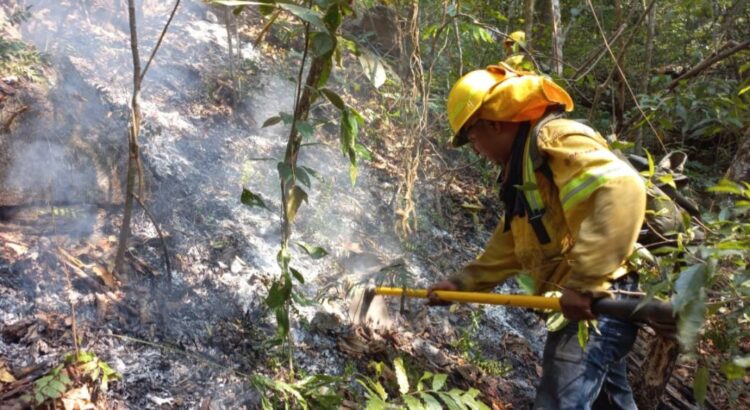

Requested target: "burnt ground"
[{"left": 1, "top": 1, "right": 546, "bottom": 409}]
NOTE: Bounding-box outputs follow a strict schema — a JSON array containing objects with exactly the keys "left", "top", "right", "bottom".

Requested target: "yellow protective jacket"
[{"left": 449, "top": 118, "right": 646, "bottom": 296}]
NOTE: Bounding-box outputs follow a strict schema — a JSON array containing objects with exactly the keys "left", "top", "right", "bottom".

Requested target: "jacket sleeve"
[
  {"left": 540, "top": 133, "right": 646, "bottom": 295},
  {"left": 449, "top": 224, "right": 522, "bottom": 291}
]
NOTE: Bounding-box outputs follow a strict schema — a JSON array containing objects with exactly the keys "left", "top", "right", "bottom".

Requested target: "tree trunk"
[
  {"left": 549, "top": 0, "right": 562, "bottom": 76},
  {"left": 524, "top": 0, "right": 535, "bottom": 52},
  {"left": 636, "top": 2, "right": 657, "bottom": 153},
  {"left": 631, "top": 336, "right": 680, "bottom": 409},
  {"left": 114, "top": 0, "right": 143, "bottom": 278},
  {"left": 613, "top": 0, "right": 626, "bottom": 133},
  {"left": 726, "top": 128, "right": 750, "bottom": 182}
]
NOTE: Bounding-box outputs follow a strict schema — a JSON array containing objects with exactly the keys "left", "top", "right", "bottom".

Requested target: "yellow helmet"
[
  {"left": 446, "top": 69, "right": 506, "bottom": 142},
  {"left": 446, "top": 64, "right": 574, "bottom": 147}
]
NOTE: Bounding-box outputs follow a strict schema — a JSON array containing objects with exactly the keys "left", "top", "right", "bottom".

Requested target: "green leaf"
[
  {"left": 290, "top": 267, "right": 305, "bottom": 284},
  {"left": 403, "top": 395, "right": 424, "bottom": 410},
  {"left": 577, "top": 321, "right": 590, "bottom": 349},
  {"left": 349, "top": 163, "right": 358, "bottom": 186},
  {"left": 266, "top": 279, "right": 292, "bottom": 309},
  {"left": 393, "top": 357, "right": 410, "bottom": 394},
  {"left": 285, "top": 185, "right": 308, "bottom": 222},
  {"left": 365, "top": 397, "right": 388, "bottom": 410},
  {"left": 277, "top": 3, "right": 328, "bottom": 32},
  {"left": 672, "top": 263, "right": 707, "bottom": 312},
  {"left": 677, "top": 295, "right": 706, "bottom": 351},
  {"left": 262, "top": 115, "right": 282, "bottom": 128},
  {"left": 311, "top": 32, "right": 334, "bottom": 57},
  {"left": 321, "top": 88, "right": 345, "bottom": 110},
  {"left": 515, "top": 273, "right": 535, "bottom": 294},
  {"left": 420, "top": 393, "right": 443, "bottom": 410},
  {"left": 323, "top": 2, "right": 342, "bottom": 30},
  {"left": 739, "top": 85, "right": 750, "bottom": 96},
  {"left": 297, "top": 242, "right": 328, "bottom": 259},
  {"left": 354, "top": 143, "right": 372, "bottom": 161},
  {"left": 431, "top": 373, "right": 447, "bottom": 391},
  {"left": 546, "top": 312, "right": 568, "bottom": 332},
  {"left": 241, "top": 188, "right": 270, "bottom": 210},
  {"left": 693, "top": 366, "right": 708, "bottom": 405},
  {"left": 296, "top": 121, "right": 315, "bottom": 139},
  {"left": 275, "top": 307, "right": 290, "bottom": 338},
  {"left": 436, "top": 392, "right": 463, "bottom": 410},
  {"left": 358, "top": 49, "right": 387, "bottom": 89},
  {"left": 277, "top": 161, "right": 293, "bottom": 184},
  {"left": 49, "top": 380, "right": 67, "bottom": 394},
  {"left": 721, "top": 361, "right": 746, "bottom": 381}
]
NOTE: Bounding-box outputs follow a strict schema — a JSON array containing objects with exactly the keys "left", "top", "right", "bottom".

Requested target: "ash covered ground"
[{"left": 0, "top": 1, "right": 545, "bottom": 408}]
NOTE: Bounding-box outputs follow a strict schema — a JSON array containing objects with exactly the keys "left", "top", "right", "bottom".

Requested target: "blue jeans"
[{"left": 533, "top": 316, "right": 639, "bottom": 409}]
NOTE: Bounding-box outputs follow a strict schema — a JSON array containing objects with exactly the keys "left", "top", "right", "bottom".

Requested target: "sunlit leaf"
[
  {"left": 358, "top": 50, "right": 387, "bottom": 89},
  {"left": 354, "top": 143, "right": 372, "bottom": 161},
  {"left": 297, "top": 242, "right": 328, "bottom": 259},
  {"left": 577, "top": 321, "right": 590, "bottom": 349},
  {"left": 421, "top": 393, "right": 443, "bottom": 410},
  {"left": 431, "top": 373, "right": 447, "bottom": 391},
  {"left": 546, "top": 312, "right": 568, "bottom": 332},
  {"left": 516, "top": 273, "right": 535, "bottom": 295},
  {"left": 393, "top": 357, "right": 410, "bottom": 394},
  {"left": 285, "top": 185, "right": 308, "bottom": 222},
  {"left": 403, "top": 395, "right": 424, "bottom": 410}
]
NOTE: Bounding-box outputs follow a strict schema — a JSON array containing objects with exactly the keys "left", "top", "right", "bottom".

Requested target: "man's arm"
[{"left": 428, "top": 223, "right": 522, "bottom": 304}]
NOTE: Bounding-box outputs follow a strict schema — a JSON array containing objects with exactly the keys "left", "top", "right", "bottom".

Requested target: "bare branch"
[
  {"left": 140, "top": 0, "right": 182, "bottom": 82},
  {"left": 666, "top": 39, "right": 750, "bottom": 91}
]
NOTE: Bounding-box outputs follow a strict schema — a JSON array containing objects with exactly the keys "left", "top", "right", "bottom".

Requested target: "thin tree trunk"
[
  {"left": 114, "top": 0, "right": 143, "bottom": 278},
  {"left": 224, "top": 7, "right": 236, "bottom": 96},
  {"left": 726, "top": 127, "right": 750, "bottom": 182},
  {"left": 550, "top": 0, "right": 562, "bottom": 76},
  {"left": 613, "top": 0, "right": 626, "bottom": 133},
  {"left": 524, "top": 0, "right": 535, "bottom": 52},
  {"left": 636, "top": 3, "right": 656, "bottom": 153},
  {"left": 631, "top": 338, "right": 680, "bottom": 409}
]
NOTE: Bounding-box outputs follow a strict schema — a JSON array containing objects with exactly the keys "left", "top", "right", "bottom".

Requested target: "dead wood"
[{"left": 666, "top": 39, "right": 750, "bottom": 91}]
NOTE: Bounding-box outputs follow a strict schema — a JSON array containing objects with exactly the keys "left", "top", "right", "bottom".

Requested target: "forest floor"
[{"left": 1, "top": 2, "right": 545, "bottom": 408}]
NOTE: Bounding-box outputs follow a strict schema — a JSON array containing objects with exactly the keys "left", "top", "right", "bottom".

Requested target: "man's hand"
[
  {"left": 426, "top": 280, "right": 459, "bottom": 306},
  {"left": 560, "top": 288, "right": 595, "bottom": 321}
]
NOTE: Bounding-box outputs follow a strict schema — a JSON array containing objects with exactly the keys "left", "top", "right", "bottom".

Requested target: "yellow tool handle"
[{"left": 375, "top": 287, "right": 561, "bottom": 311}]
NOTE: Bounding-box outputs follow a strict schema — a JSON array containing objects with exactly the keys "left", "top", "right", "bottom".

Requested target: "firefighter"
[{"left": 429, "top": 64, "right": 646, "bottom": 409}]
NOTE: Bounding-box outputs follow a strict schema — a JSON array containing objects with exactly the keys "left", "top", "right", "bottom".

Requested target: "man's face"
[{"left": 465, "top": 119, "right": 519, "bottom": 165}]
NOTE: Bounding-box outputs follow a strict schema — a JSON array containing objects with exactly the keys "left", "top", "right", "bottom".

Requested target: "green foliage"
[
  {"left": 452, "top": 308, "right": 512, "bottom": 377},
  {"left": 22, "top": 351, "right": 120, "bottom": 406},
  {"left": 0, "top": 37, "right": 45, "bottom": 82},
  {"left": 358, "top": 358, "right": 491, "bottom": 410},
  {"left": 251, "top": 373, "right": 343, "bottom": 409}
]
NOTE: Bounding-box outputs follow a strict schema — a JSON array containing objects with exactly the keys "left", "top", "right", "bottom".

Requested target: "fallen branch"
[
  {"left": 666, "top": 39, "right": 750, "bottom": 91},
  {"left": 133, "top": 193, "right": 172, "bottom": 286}
]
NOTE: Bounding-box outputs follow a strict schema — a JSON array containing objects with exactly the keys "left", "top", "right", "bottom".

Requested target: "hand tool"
[{"left": 362, "top": 287, "right": 677, "bottom": 339}]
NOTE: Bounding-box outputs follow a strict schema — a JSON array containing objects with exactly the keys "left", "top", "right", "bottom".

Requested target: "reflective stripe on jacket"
[{"left": 450, "top": 119, "right": 646, "bottom": 296}]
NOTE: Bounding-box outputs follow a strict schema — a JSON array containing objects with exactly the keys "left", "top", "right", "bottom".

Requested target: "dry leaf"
[
  {"left": 92, "top": 264, "right": 117, "bottom": 288},
  {"left": 6, "top": 242, "right": 27, "bottom": 256},
  {"left": 62, "top": 386, "right": 95, "bottom": 410},
  {"left": 0, "top": 366, "right": 16, "bottom": 383}
]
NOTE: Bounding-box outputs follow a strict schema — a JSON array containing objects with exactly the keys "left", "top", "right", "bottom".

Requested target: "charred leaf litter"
[{"left": 0, "top": 1, "right": 544, "bottom": 408}]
